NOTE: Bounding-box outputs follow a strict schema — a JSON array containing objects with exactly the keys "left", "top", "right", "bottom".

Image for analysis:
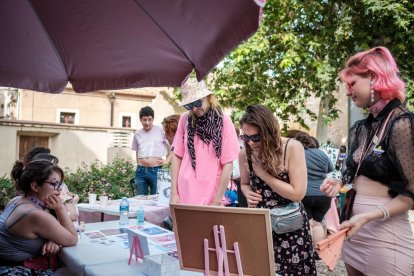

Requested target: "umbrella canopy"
[{"left": 0, "top": 0, "right": 261, "bottom": 93}]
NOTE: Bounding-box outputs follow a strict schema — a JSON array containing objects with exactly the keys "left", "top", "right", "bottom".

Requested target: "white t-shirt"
[{"left": 131, "top": 125, "right": 168, "bottom": 158}]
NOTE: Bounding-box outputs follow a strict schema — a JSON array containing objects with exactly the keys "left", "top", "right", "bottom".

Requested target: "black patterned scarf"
[{"left": 187, "top": 107, "right": 223, "bottom": 169}]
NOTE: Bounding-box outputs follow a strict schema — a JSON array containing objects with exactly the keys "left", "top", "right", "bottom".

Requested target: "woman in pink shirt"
[{"left": 170, "top": 79, "right": 240, "bottom": 206}]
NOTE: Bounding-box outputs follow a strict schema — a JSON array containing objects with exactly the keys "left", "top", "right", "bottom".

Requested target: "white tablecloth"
[
  {"left": 59, "top": 220, "right": 202, "bottom": 276},
  {"left": 78, "top": 198, "right": 171, "bottom": 226}
]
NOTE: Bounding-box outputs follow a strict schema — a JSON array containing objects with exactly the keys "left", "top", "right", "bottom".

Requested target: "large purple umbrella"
[{"left": 0, "top": 0, "right": 262, "bottom": 93}]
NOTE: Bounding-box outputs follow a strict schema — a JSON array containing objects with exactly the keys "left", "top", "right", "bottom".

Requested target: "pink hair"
[{"left": 339, "top": 46, "right": 405, "bottom": 101}]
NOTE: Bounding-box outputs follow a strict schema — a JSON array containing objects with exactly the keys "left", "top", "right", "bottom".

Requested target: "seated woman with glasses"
[
  {"left": 0, "top": 160, "right": 78, "bottom": 275},
  {"left": 31, "top": 153, "right": 80, "bottom": 224}
]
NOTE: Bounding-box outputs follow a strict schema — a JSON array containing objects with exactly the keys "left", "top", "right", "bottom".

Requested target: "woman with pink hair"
[{"left": 321, "top": 46, "right": 414, "bottom": 275}]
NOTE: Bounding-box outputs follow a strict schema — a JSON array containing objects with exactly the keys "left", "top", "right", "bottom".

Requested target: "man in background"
[{"left": 131, "top": 106, "right": 168, "bottom": 195}]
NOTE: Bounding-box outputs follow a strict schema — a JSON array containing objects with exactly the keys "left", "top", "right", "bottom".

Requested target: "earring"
[{"left": 370, "top": 81, "right": 375, "bottom": 105}]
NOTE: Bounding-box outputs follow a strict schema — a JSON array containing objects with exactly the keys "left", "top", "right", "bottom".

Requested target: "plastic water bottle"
[
  {"left": 137, "top": 204, "right": 145, "bottom": 225},
  {"left": 119, "top": 197, "right": 129, "bottom": 225}
]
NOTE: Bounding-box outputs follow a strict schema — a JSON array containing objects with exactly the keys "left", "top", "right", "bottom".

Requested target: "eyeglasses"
[
  {"left": 44, "top": 181, "right": 63, "bottom": 190},
  {"left": 183, "top": 99, "right": 203, "bottom": 110},
  {"left": 240, "top": 134, "right": 261, "bottom": 143}
]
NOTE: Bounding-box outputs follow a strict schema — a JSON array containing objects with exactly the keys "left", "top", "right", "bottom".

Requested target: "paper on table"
[
  {"left": 148, "top": 234, "right": 175, "bottom": 244},
  {"left": 140, "top": 227, "right": 168, "bottom": 236},
  {"left": 84, "top": 231, "right": 105, "bottom": 239},
  {"left": 154, "top": 242, "right": 177, "bottom": 253}
]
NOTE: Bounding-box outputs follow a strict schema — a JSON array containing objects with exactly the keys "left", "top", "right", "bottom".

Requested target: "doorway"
[{"left": 18, "top": 136, "right": 49, "bottom": 161}]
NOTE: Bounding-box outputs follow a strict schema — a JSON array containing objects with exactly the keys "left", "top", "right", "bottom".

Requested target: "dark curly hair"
[
  {"left": 23, "top": 147, "right": 50, "bottom": 165},
  {"left": 11, "top": 160, "right": 64, "bottom": 195},
  {"left": 139, "top": 106, "right": 154, "bottom": 119},
  {"left": 295, "top": 132, "right": 317, "bottom": 149}
]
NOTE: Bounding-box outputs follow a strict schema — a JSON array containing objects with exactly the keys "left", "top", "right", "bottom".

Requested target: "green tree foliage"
[
  {"left": 212, "top": 0, "right": 414, "bottom": 129},
  {"left": 0, "top": 159, "right": 137, "bottom": 212},
  {"left": 0, "top": 174, "right": 14, "bottom": 212}
]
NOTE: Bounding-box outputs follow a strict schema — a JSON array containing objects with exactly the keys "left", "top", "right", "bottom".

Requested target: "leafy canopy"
[{"left": 212, "top": 0, "right": 414, "bottom": 129}]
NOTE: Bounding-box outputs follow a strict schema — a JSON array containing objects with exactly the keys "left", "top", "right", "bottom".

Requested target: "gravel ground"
[{"left": 316, "top": 259, "right": 346, "bottom": 276}]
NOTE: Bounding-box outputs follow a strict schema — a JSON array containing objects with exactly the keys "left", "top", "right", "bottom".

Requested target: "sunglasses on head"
[
  {"left": 241, "top": 134, "right": 261, "bottom": 143},
  {"left": 183, "top": 99, "right": 203, "bottom": 110},
  {"left": 44, "top": 181, "right": 63, "bottom": 190}
]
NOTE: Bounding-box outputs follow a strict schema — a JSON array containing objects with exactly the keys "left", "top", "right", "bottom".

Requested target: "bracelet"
[{"left": 375, "top": 205, "right": 389, "bottom": 221}]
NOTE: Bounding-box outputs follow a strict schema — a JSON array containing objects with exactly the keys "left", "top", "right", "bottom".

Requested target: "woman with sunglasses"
[
  {"left": 239, "top": 105, "right": 316, "bottom": 275},
  {"left": 320, "top": 46, "right": 414, "bottom": 275},
  {"left": 0, "top": 160, "right": 78, "bottom": 275},
  {"left": 170, "top": 79, "right": 240, "bottom": 206}
]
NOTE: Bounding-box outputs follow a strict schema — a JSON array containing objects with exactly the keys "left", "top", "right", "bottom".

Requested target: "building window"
[
  {"left": 119, "top": 112, "right": 136, "bottom": 128},
  {"left": 122, "top": 116, "right": 132, "bottom": 128},
  {"left": 56, "top": 108, "right": 80, "bottom": 125},
  {"left": 60, "top": 112, "right": 76, "bottom": 124}
]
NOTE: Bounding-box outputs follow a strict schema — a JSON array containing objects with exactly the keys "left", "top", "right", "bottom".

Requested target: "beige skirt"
[{"left": 341, "top": 195, "right": 414, "bottom": 275}]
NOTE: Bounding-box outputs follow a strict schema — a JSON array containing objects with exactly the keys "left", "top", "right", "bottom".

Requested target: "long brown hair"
[{"left": 240, "top": 105, "right": 283, "bottom": 176}]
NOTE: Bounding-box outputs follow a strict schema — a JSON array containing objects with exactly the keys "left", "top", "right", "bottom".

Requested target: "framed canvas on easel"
[{"left": 170, "top": 204, "right": 275, "bottom": 276}]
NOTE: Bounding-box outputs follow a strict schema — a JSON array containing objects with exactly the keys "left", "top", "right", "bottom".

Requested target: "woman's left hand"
[
  {"left": 340, "top": 213, "right": 370, "bottom": 239},
  {"left": 42, "top": 240, "right": 61, "bottom": 256}
]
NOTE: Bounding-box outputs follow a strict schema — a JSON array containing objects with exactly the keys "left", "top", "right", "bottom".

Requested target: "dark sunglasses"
[
  {"left": 44, "top": 181, "right": 63, "bottom": 190},
  {"left": 241, "top": 134, "right": 261, "bottom": 143},
  {"left": 183, "top": 99, "right": 203, "bottom": 110}
]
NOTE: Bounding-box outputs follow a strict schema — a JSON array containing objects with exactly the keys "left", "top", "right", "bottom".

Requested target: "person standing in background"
[
  {"left": 335, "top": 145, "right": 347, "bottom": 171},
  {"left": 170, "top": 79, "right": 240, "bottom": 206},
  {"left": 295, "top": 132, "right": 333, "bottom": 248},
  {"left": 161, "top": 114, "right": 181, "bottom": 165},
  {"left": 131, "top": 106, "right": 168, "bottom": 195}
]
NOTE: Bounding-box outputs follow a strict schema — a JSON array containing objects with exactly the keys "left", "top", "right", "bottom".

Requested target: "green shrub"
[
  {"left": 0, "top": 174, "right": 14, "bottom": 212},
  {"left": 64, "top": 158, "right": 135, "bottom": 203},
  {"left": 0, "top": 159, "right": 136, "bottom": 211}
]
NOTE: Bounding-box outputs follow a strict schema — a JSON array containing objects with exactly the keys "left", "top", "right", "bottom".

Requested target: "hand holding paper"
[{"left": 315, "top": 228, "right": 350, "bottom": 271}]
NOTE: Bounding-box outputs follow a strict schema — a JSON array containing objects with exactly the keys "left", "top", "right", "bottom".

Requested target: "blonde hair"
[{"left": 189, "top": 95, "right": 222, "bottom": 125}]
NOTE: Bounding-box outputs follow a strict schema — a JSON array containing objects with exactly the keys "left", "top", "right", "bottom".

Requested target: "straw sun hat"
[{"left": 180, "top": 78, "right": 213, "bottom": 106}]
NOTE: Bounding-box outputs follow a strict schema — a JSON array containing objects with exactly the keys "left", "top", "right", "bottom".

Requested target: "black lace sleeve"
[{"left": 387, "top": 112, "right": 414, "bottom": 201}]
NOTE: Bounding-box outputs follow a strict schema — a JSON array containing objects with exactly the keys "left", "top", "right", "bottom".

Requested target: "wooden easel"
[{"left": 204, "top": 225, "right": 243, "bottom": 276}]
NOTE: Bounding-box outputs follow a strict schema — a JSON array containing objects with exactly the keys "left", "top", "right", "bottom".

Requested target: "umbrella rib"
[
  {"left": 27, "top": 1, "right": 70, "bottom": 84},
  {"left": 133, "top": 0, "right": 196, "bottom": 69}
]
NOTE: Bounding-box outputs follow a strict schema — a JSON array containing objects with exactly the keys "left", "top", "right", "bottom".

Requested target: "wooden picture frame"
[{"left": 170, "top": 204, "right": 275, "bottom": 276}]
